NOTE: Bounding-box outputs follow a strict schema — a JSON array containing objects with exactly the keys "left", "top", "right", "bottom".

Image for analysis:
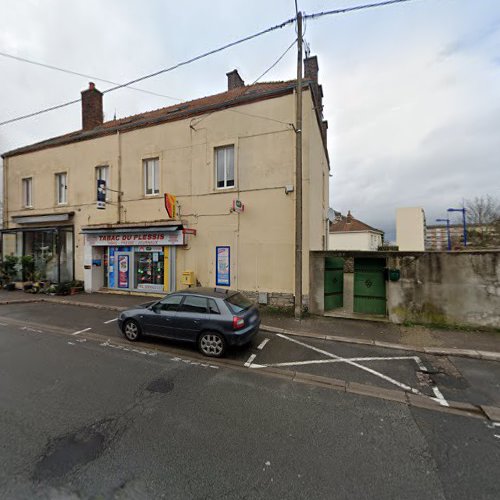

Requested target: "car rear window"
[{"left": 225, "top": 293, "right": 252, "bottom": 314}]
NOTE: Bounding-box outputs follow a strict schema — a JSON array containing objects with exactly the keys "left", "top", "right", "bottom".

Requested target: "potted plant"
[
  {"left": 69, "top": 280, "right": 84, "bottom": 295},
  {"left": 2, "top": 256, "right": 20, "bottom": 291}
]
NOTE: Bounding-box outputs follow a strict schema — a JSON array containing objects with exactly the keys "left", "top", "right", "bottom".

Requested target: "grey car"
[{"left": 118, "top": 287, "right": 260, "bottom": 357}]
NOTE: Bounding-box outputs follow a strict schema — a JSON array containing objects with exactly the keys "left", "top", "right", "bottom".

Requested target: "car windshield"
[{"left": 225, "top": 292, "right": 252, "bottom": 313}]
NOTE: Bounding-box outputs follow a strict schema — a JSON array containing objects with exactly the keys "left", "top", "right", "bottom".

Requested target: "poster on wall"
[
  {"left": 118, "top": 255, "right": 129, "bottom": 288},
  {"left": 216, "top": 246, "right": 230, "bottom": 286}
]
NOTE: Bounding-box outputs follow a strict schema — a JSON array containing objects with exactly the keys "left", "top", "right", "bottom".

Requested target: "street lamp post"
[
  {"left": 436, "top": 218, "right": 451, "bottom": 251},
  {"left": 447, "top": 208, "right": 467, "bottom": 247}
]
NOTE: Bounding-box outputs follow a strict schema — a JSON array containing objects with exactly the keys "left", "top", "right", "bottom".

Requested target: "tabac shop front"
[{"left": 82, "top": 225, "right": 185, "bottom": 294}]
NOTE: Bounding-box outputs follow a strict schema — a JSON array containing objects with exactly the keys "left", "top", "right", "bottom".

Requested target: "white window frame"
[
  {"left": 55, "top": 172, "right": 67, "bottom": 205},
  {"left": 22, "top": 177, "right": 33, "bottom": 208},
  {"left": 96, "top": 165, "right": 110, "bottom": 201},
  {"left": 215, "top": 145, "right": 235, "bottom": 190},
  {"left": 143, "top": 158, "right": 159, "bottom": 196}
]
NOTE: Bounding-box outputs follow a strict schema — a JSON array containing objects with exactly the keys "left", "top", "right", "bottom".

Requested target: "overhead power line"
[
  {"left": 0, "top": 51, "right": 182, "bottom": 101},
  {"left": 0, "top": 0, "right": 421, "bottom": 127},
  {"left": 0, "top": 16, "right": 295, "bottom": 127},
  {"left": 303, "top": 0, "right": 419, "bottom": 20}
]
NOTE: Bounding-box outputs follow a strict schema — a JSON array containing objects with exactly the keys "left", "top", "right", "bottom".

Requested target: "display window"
[{"left": 134, "top": 247, "right": 164, "bottom": 291}]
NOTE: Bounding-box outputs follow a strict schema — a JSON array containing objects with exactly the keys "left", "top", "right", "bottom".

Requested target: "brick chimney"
[
  {"left": 226, "top": 69, "right": 245, "bottom": 90},
  {"left": 346, "top": 211, "right": 353, "bottom": 223},
  {"left": 304, "top": 56, "right": 318, "bottom": 83},
  {"left": 81, "top": 82, "right": 103, "bottom": 130}
]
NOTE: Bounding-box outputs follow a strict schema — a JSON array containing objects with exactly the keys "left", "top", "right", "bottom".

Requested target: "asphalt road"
[
  {"left": 0, "top": 302, "right": 499, "bottom": 408},
  {"left": 1, "top": 317, "right": 500, "bottom": 500}
]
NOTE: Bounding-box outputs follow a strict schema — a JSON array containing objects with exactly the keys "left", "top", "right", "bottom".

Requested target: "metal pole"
[
  {"left": 294, "top": 12, "right": 303, "bottom": 320},
  {"left": 462, "top": 208, "right": 467, "bottom": 247}
]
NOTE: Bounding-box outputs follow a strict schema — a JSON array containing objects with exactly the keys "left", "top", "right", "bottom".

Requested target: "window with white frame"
[
  {"left": 215, "top": 145, "right": 235, "bottom": 189},
  {"left": 55, "top": 172, "right": 67, "bottom": 205},
  {"left": 22, "top": 177, "right": 33, "bottom": 208},
  {"left": 96, "top": 165, "right": 110, "bottom": 200},
  {"left": 143, "top": 158, "right": 159, "bottom": 196}
]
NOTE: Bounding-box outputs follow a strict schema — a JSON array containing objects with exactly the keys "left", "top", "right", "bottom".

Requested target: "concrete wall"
[
  {"left": 388, "top": 251, "right": 500, "bottom": 328},
  {"left": 310, "top": 250, "right": 500, "bottom": 328},
  {"left": 3, "top": 88, "right": 329, "bottom": 299}
]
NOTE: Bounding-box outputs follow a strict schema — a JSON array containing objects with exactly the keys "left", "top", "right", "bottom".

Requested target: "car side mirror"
[{"left": 151, "top": 303, "right": 161, "bottom": 313}]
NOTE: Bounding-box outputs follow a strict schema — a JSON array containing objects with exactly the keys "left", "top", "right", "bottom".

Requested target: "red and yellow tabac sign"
[{"left": 164, "top": 193, "right": 177, "bottom": 219}]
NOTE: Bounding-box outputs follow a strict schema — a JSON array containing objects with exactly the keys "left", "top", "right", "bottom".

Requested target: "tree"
[{"left": 465, "top": 195, "right": 500, "bottom": 248}]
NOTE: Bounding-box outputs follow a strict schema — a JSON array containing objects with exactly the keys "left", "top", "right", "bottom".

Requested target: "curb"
[
  {"left": 2, "top": 298, "right": 498, "bottom": 362},
  {"left": 260, "top": 325, "right": 500, "bottom": 362}
]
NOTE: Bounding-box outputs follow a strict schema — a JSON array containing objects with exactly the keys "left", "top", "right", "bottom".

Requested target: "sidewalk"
[{"left": 0, "top": 289, "right": 498, "bottom": 360}]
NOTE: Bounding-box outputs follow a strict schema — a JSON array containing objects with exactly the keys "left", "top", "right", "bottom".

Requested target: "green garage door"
[
  {"left": 324, "top": 257, "right": 344, "bottom": 310},
  {"left": 353, "top": 258, "right": 386, "bottom": 315}
]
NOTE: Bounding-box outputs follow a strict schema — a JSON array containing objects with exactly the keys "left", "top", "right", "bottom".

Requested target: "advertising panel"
[
  {"left": 118, "top": 255, "right": 129, "bottom": 288},
  {"left": 216, "top": 246, "right": 230, "bottom": 286}
]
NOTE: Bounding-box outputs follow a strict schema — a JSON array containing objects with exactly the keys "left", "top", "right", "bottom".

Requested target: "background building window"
[
  {"left": 56, "top": 173, "right": 67, "bottom": 204},
  {"left": 143, "top": 158, "right": 159, "bottom": 195},
  {"left": 22, "top": 177, "right": 32, "bottom": 208},
  {"left": 215, "top": 145, "right": 234, "bottom": 189},
  {"left": 96, "top": 165, "right": 110, "bottom": 200}
]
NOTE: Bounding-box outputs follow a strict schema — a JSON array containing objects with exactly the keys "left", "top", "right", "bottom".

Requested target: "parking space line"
[
  {"left": 277, "top": 333, "right": 424, "bottom": 395},
  {"left": 71, "top": 327, "right": 91, "bottom": 336},
  {"left": 431, "top": 386, "right": 449, "bottom": 407},
  {"left": 104, "top": 318, "right": 118, "bottom": 324},
  {"left": 257, "top": 338, "right": 270, "bottom": 350},
  {"left": 250, "top": 356, "right": 419, "bottom": 369},
  {"left": 244, "top": 354, "right": 257, "bottom": 367}
]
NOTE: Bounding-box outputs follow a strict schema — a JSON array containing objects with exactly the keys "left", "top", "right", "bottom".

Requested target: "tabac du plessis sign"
[{"left": 164, "top": 193, "right": 177, "bottom": 219}]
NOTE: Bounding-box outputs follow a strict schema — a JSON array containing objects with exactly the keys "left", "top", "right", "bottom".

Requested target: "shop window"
[
  {"left": 179, "top": 296, "right": 209, "bottom": 314},
  {"left": 143, "top": 158, "right": 159, "bottom": 196},
  {"left": 22, "top": 177, "right": 33, "bottom": 208},
  {"left": 135, "top": 250, "right": 164, "bottom": 290},
  {"left": 215, "top": 145, "right": 234, "bottom": 189}
]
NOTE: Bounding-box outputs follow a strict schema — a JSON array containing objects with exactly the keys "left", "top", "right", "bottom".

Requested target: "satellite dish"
[{"left": 327, "top": 208, "right": 335, "bottom": 223}]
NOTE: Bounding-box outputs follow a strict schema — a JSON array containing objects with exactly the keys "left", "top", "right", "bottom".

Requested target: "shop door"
[
  {"left": 353, "top": 258, "right": 386, "bottom": 315},
  {"left": 115, "top": 252, "right": 133, "bottom": 290},
  {"left": 324, "top": 257, "right": 344, "bottom": 310}
]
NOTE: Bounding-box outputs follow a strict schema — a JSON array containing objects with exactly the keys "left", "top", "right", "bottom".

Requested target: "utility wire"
[
  {"left": 303, "top": 0, "right": 419, "bottom": 20},
  {"left": 0, "top": 51, "right": 182, "bottom": 101},
  {"left": 0, "top": 0, "right": 420, "bottom": 128},
  {"left": 0, "top": 16, "right": 295, "bottom": 127},
  {"left": 190, "top": 37, "right": 297, "bottom": 129}
]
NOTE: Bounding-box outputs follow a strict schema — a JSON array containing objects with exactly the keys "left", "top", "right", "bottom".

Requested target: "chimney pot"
[
  {"left": 346, "top": 210, "right": 353, "bottom": 223},
  {"left": 226, "top": 69, "right": 245, "bottom": 90},
  {"left": 304, "top": 56, "right": 319, "bottom": 82}
]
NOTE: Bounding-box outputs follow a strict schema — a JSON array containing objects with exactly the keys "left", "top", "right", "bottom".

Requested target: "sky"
[{"left": 1, "top": 0, "right": 499, "bottom": 241}]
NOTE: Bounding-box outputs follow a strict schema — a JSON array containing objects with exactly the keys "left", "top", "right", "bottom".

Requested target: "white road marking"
[
  {"left": 104, "top": 318, "right": 118, "bottom": 324},
  {"left": 0, "top": 322, "right": 8, "bottom": 326},
  {"left": 76, "top": 338, "right": 87, "bottom": 343},
  {"left": 492, "top": 422, "right": 500, "bottom": 427},
  {"left": 20, "top": 326, "right": 43, "bottom": 333},
  {"left": 100, "top": 339, "right": 157, "bottom": 356},
  {"left": 276, "top": 333, "right": 424, "bottom": 395},
  {"left": 431, "top": 386, "right": 449, "bottom": 407},
  {"left": 257, "top": 338, "right": 270, "bottom": 350},
  {"left": 244, "top": 354, "right": 257, "bottom": 367},
  {"left": 71, "top": 327, "right": 91, "bottom": 336},
  {"left": 413, "top": 356, "right": 428, "bottom": 372},
  {"left": 494, "top": 435, "right": 500, "bottom": 439},
  {"left": 251, "top": 356, "right": 418, "bottom": 369},
  {"left": 67, "top": 341, "right": 75, "bottom": 345}
]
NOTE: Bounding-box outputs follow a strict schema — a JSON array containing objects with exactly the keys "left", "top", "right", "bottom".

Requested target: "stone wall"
[{"left": 387, "top": 251, "right": 500, "bottom": 328}]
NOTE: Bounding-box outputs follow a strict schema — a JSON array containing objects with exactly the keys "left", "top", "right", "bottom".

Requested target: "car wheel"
[
  {"left": 123, "top": 319, "right": 141, "bottom": 341},
  {"left": 198, "top": 331, "right": 226, "bottom": 358}
]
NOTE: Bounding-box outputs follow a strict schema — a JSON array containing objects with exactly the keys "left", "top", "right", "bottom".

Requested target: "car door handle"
[{"left": 193, "top": 320, "right": 200, "bottom": 324}]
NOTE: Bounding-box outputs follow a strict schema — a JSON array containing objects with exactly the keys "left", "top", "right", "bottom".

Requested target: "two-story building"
[{"left": 2, "top": 56, "right": 330, "bottom": 306}]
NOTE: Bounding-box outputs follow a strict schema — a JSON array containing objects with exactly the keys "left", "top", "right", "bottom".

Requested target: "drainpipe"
[{"left": 117, "top": 130, "right": 122, "bottom": 223}]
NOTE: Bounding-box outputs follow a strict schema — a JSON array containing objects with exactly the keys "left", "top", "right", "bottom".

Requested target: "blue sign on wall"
[{"left": 216, "top": 246, "right": 230, "bottom": 286}]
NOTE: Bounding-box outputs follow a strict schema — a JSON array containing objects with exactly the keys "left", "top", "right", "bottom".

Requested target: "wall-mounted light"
[{"left": 284, "top": 184, "right": 294, "bottom": 195}]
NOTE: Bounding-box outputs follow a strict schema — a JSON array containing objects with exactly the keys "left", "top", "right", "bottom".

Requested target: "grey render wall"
[
  {"left": 310, "top": 250, "right": 500, "bottom": 328},
  {"left": 387, "top": 251, "right": 500, "bottom": 328}
]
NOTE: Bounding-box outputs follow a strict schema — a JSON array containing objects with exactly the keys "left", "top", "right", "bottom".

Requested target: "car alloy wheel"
[
  {"left": 123, "top": 320, "right": 140, "bottom": 341},
  {"left": 199, "top": 332, "right": 225, "bottom": 357}
]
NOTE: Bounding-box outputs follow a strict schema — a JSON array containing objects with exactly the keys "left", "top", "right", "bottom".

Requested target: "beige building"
[
  {"left": 328, "top": 210, "right": 383, "bottom": 251},
  {"left": 396, "top": 207, "right": 426, "bottom": 251},
  {"left": 2, "top": 57, "right": 330, "bottom": 305}
]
